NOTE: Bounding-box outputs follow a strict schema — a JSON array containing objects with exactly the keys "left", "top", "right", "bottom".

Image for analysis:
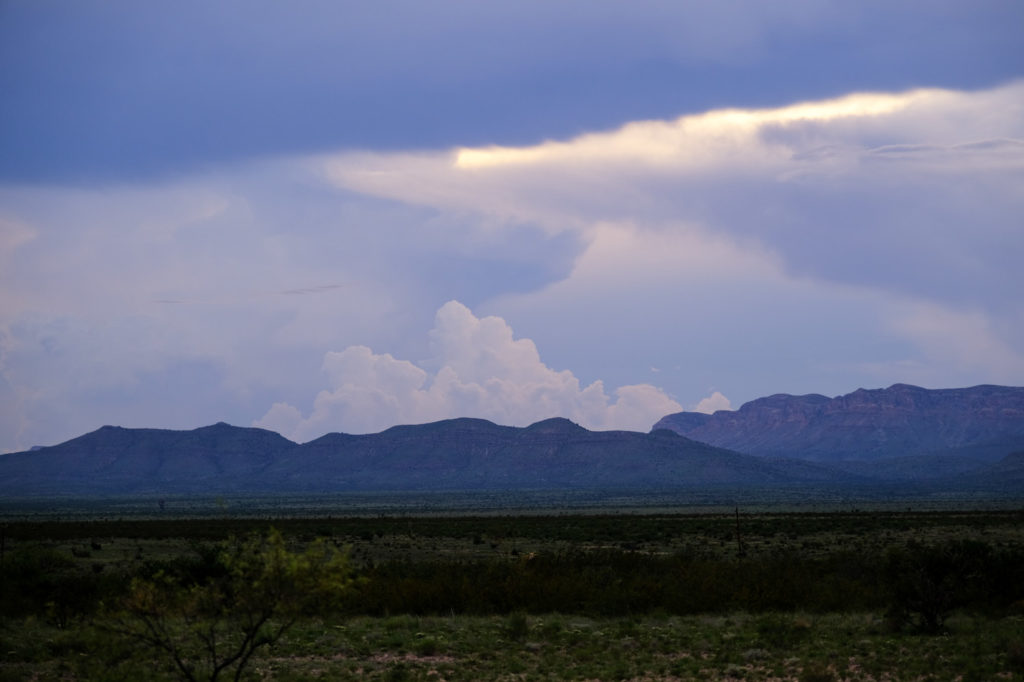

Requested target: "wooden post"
[{"left": 735, "top": 506, "right": 745, "bottom": 558}]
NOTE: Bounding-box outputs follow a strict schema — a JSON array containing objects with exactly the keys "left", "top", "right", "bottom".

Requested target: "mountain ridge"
[
  {"left": 3, "top": 383, "right": 1022, "bottom": 498},
  {"left": 653, "top": 383, "right": 1024, "bottom": 462},
  {"left": 0, "top": 418, "right": 843, "bottom": 496}
]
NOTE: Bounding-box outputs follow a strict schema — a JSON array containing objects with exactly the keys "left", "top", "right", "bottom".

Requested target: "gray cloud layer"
[{"left": 3, "top": 1, "right": 1022, "bottom": 181}]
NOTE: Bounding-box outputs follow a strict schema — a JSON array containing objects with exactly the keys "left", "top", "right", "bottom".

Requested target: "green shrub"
[
  {"left": 0, "top": 545, "right": 119, "bottom": 625},
  {"left": 108, "top": 529, "right": 354, "bottom": 681},
  {"left": 884, "top": 540, "right": 991, "bottom": 633}
]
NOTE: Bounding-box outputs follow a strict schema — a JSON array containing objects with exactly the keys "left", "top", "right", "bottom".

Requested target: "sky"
[{"left": 1, "top": 1, "right": 1023, "bottom": 452}]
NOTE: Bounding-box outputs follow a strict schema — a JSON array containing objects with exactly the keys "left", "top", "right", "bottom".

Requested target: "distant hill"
[
  {"left": 653, "top": 384, "right": 1024, "bottom": 466},
  {"left": 4, "top": 383, "right": 1022, "bottom": 499},
  {"left": 0, "top": 423, "right": 295, "bottom": 495},
  {"left": 0, "top": 418, "right": 855, "bottom": 497},
  {"left": 966, "top": 450, "right": 1024, "bottom": 489}
]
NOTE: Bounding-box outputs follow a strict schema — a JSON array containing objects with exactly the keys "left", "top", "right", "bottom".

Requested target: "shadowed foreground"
[{"left": 2, "top": 511, "right": 1023, "bottom": 680}]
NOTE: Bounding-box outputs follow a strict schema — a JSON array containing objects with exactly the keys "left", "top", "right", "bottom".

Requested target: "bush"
[
  {"left": 109, "top": 528, "right": 353, "bottom": 681},
  {"left": 883, "top": 540, "right": 991, "bottom": 633},
  {"left": 0, "top": 546, "right": 118, "bottom": 626}
]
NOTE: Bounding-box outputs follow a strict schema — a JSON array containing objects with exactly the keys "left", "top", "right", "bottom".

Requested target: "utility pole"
[{"left": 735, "top": 506, "right": 745, "bottom": 558}]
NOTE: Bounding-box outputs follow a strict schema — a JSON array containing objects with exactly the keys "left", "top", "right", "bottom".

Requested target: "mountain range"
[
  {"left": 654, "top": 384, "right": 1024, "bottom": 461},
  {"left": 0, "top": 418, "right": 845, "bottom": 496},
  {"left": 1, "top": 384, "right": 1022, "bottom": 497}
]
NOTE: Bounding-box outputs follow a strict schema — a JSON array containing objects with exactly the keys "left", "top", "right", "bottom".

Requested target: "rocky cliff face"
[{"left": 653, "top": 384, "right": 1024, "bottom": 461}]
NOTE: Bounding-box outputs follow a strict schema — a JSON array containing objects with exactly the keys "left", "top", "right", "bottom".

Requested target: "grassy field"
[
  {"left": 5, "top": 611, "right": 1024, "bottom": 681},
  {"left": 2, "top": 508, "right": 1023, "bottom": 680}
]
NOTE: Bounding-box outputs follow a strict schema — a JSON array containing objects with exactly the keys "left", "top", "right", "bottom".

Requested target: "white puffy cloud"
[
  {"left": 695, "top": 391, "right": 732, "bottom": 414},
  {"left": 254, "top": 301, "right": 682, "bottom": 441}
]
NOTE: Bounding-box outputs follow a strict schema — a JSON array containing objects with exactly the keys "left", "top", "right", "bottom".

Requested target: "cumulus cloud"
[
  {"left": 695, "top": 391, "right": 732, "bottom": 414},
  {"left": 254, "top": 301, "right": 682, "bottom": 441}
]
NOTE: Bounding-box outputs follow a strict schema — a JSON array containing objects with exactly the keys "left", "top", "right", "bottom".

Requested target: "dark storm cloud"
[{"left": 2, "top": 0, "right": 1022, "bottom": 183}]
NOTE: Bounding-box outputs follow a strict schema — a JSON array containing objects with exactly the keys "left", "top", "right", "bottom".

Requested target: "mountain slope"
[
  {"left": 653, "top": 384, "right": 1024, "bottom": 462},
  {"left": 0, "top": 422, "right": 296, "bottom": 494},
  {"left": 268, "top": 419, "right": 830, "bottom": 491},
  {"left": 965, "top": 451, "right": 1024, "bottom": 488},
  {"left": 0, "top": 418, "right": 853, "bottom": 496}
]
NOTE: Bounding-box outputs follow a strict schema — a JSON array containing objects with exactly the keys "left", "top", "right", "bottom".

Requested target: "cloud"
[
  {"left": 3, "top": 81, "right": 1022, "bottom": 454},
  {"left": 254, "top": 301, "right": 682, "bottom": 441},
  {"left": 323, "top": 82, "right": 1024, "bottom": 369},
  {"left": 450, "top": 89, "right": 935, "bottom": 172},
  {"left": 5, "top": 1, "right": 1022, "bottom": 182},
  {"left": 884, "top": 302, "right": 1024, "bottom": 381},
  {"left": 325, "top": 81, "right": 1024, "bottom": 272},
  {"left": 482, "top": 219, "right": 1024, "bottom": 413},
  {"left": 0, "top": 217, "right": 35, "bottom": 260},
  {"left": 695, "top": 391, "right": 732, "bottom": 414},
  {"left": 0, "top": 151, "right": 588, "bottom": 453}
]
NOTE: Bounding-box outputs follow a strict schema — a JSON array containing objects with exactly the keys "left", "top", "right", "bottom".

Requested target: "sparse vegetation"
[
  {"left": 108, "top": 529, "right": 353, "bottom": 681},
  {"left": 1, "top": 506, "right": 1022, "bottom": 680}
]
